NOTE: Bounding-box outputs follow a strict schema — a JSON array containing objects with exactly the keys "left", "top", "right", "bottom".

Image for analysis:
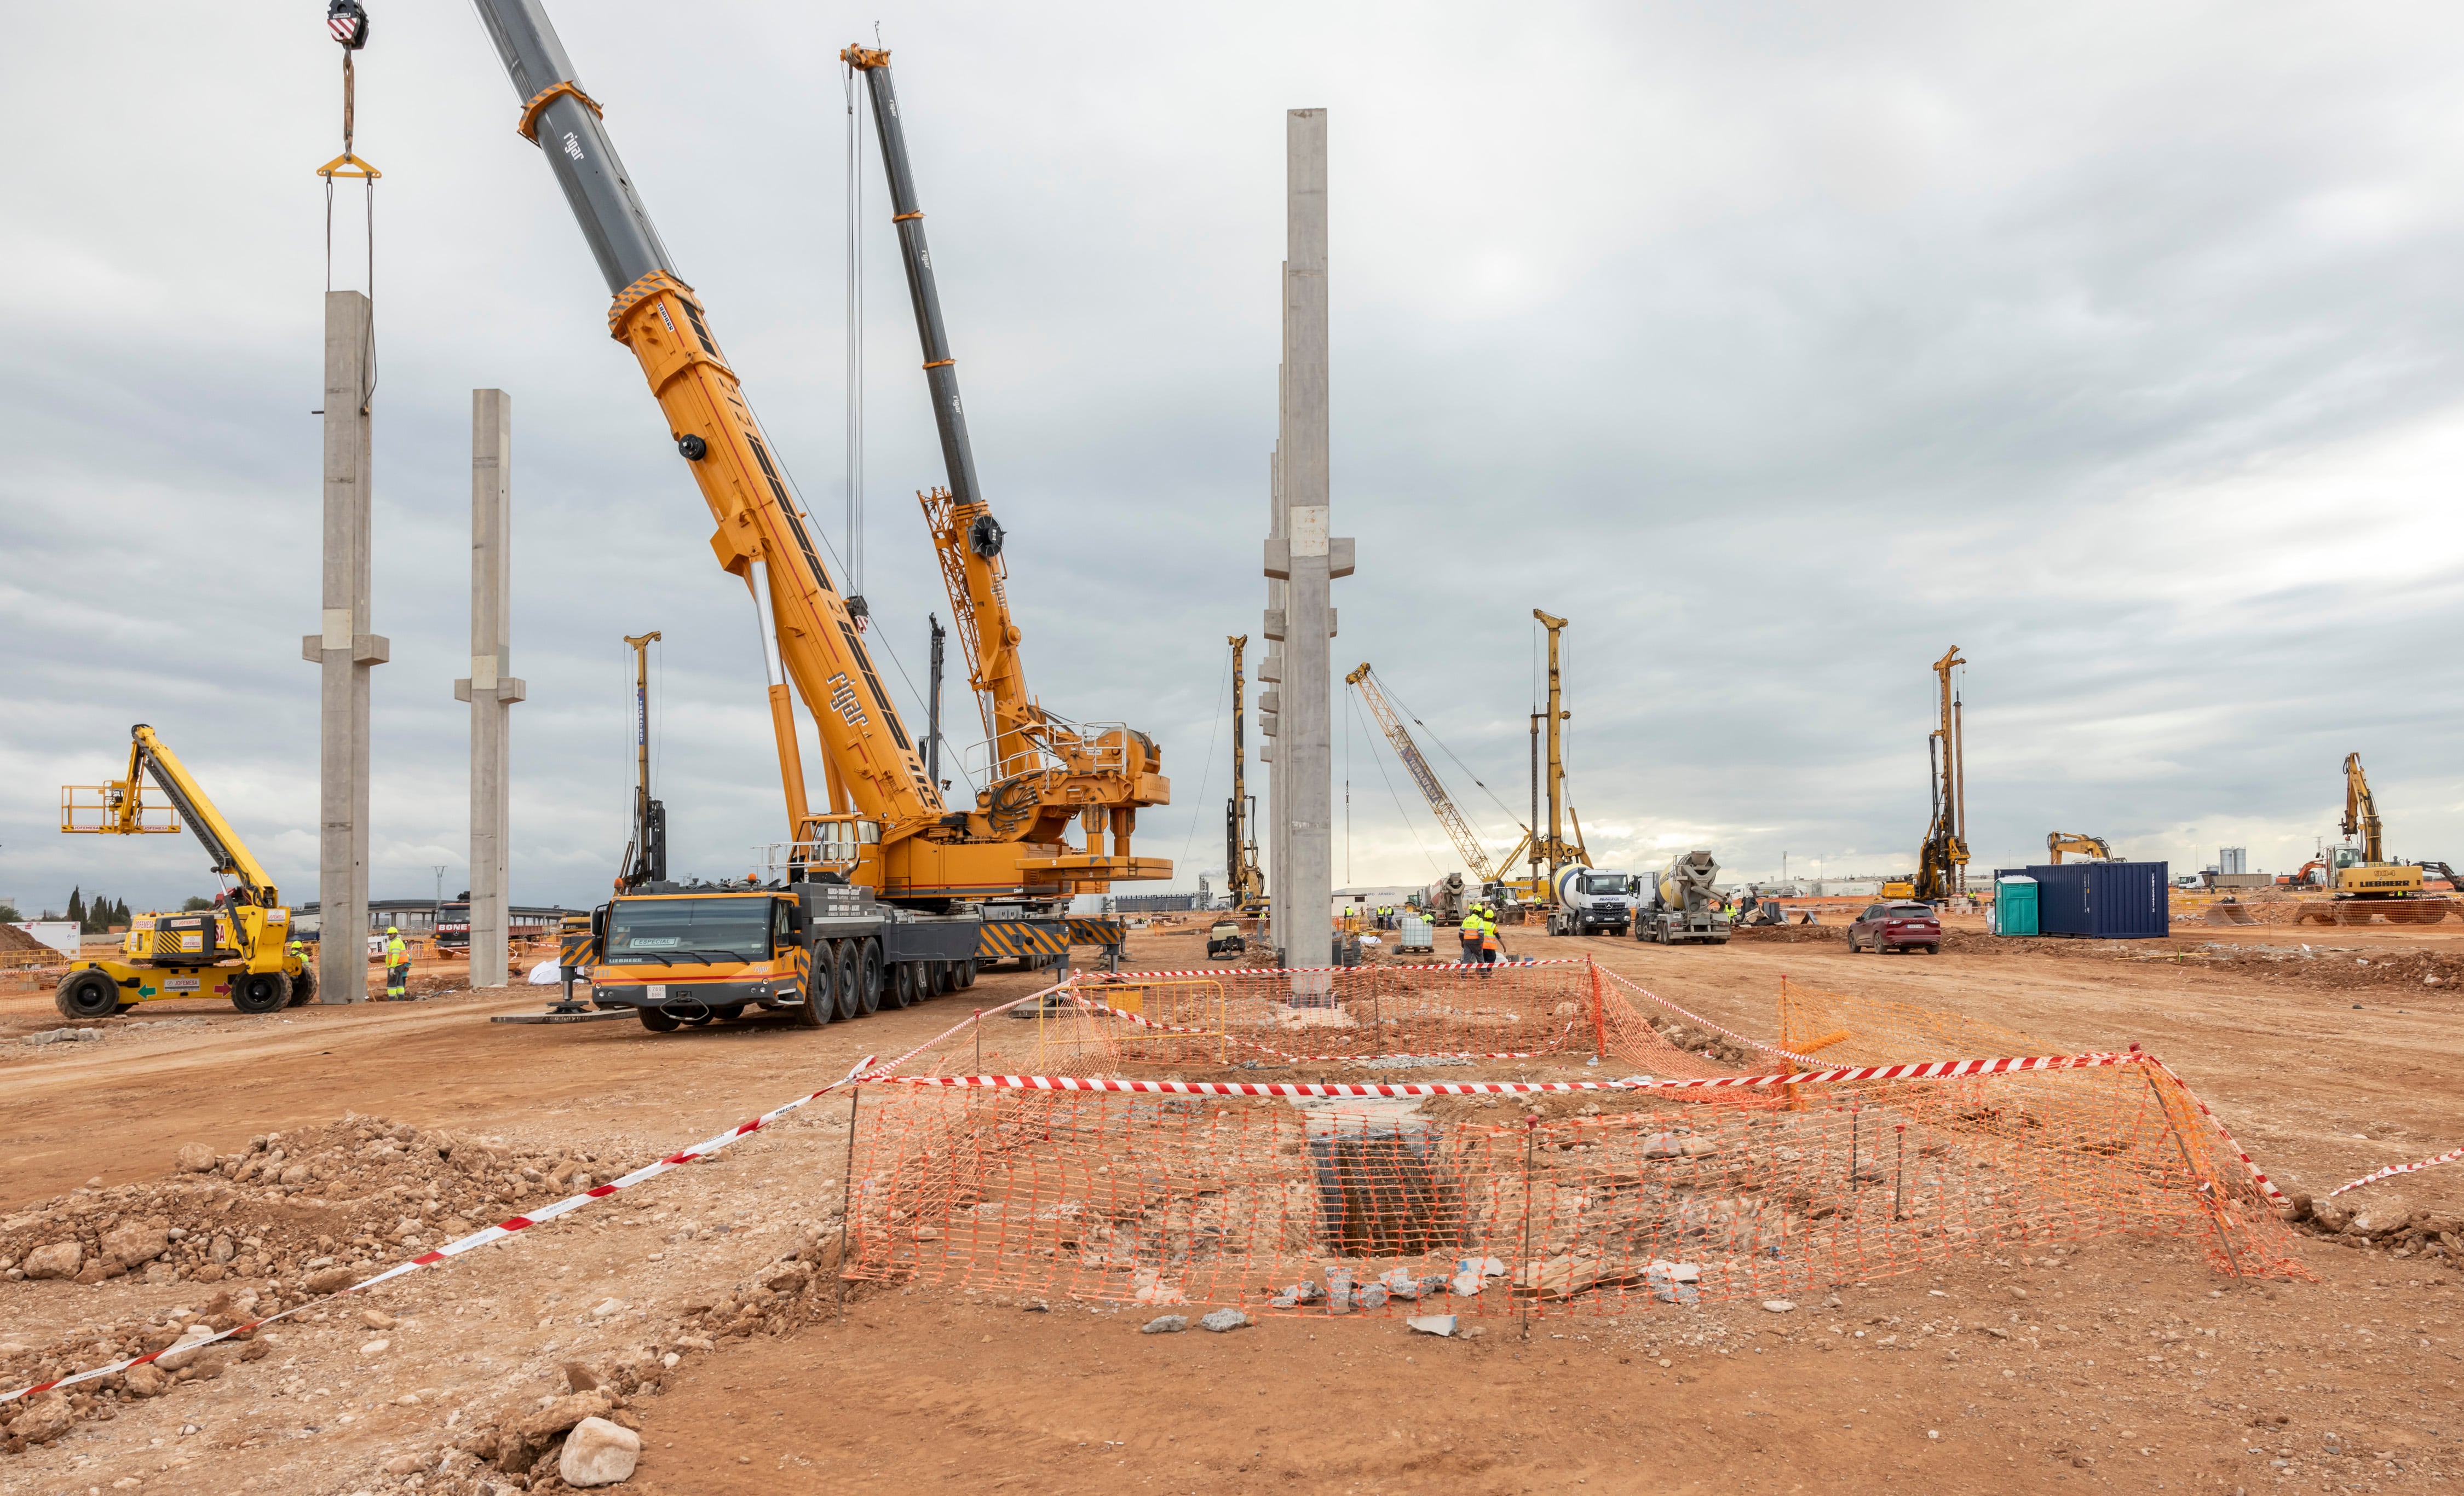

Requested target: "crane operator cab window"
[
  {"left": 603, "top": 896, "right": 776, "bottom": 965},
  {"left": 804, "top": 817, "right": 882, "bottom": 870}
]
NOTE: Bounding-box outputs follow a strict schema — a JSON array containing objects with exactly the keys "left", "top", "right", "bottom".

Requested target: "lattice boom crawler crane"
[{"left": 56, "top": 725, "right": 312, "bottom": 1019}]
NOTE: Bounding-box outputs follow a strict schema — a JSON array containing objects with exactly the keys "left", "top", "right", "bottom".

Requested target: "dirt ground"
[{"left": 2, "top": 916, "right": 2459, "bottom": 1495}]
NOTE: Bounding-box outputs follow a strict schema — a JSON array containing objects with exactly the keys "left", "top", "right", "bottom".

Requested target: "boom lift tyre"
[{"left": 55, "top": 970, "right": 121, "bottom": 1022}]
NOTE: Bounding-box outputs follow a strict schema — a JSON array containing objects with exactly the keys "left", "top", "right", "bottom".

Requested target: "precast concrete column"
[
  {"left": 1262, "top": 434, "right": 1286, "bottom": 956},
  {"left": 300, "top": 291, "right": 388, "bottom": 1002},
  {"left": 1264, "top": 109, "right": 1354, "bottom": 995},
  {"left": 455, "top": 390, "right": 526, "bottom": 988}
]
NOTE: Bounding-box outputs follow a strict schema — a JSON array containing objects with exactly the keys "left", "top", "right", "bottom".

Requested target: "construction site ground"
[{"left": 2, "top": 915, "right": 2458, "bottom": 1495}]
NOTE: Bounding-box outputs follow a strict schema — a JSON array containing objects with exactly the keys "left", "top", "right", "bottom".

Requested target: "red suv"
[{"left": 1850, "top": 902, "right": 1942, "bottom": 955}]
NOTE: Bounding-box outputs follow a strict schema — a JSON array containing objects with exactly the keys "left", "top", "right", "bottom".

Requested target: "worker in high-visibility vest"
[
  {"left": 383, "top": 926, "right": 409, "bottom": 1001},
  {"left": 1457, "top": 910, "right": 1483, "bottom": 966},
  {"left": 1477, "top": 906, "right": 1502, "bottom": 977}
]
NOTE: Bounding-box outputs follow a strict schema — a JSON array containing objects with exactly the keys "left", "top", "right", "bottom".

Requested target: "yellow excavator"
[
  {"left": 2291, "top": 753, "right": 2454, "bottom": 925},
  {"left": 56, "top": 725, "right": 312, "bottom": 1019},
  {"left": 2046, "top": 832, "right": 2111, "bottom": 864}
]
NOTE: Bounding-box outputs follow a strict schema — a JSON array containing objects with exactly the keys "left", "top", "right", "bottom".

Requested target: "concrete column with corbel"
[
  {"left": 453, "top": 389, "right": 526, "bottom": 989},
  {"left": 1266, "top": 107, "right": 1352, "bottom": 987},
  {"left": 299, "top": 291, "right": 388, "bottom": 1003}
]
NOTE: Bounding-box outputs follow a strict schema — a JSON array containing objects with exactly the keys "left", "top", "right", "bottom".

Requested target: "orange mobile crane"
[{"left": 471, "top": 2, "right": 1167, "bottom": 909}]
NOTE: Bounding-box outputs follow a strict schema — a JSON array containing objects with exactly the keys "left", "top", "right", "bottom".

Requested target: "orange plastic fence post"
[
  {"left": 1587, "top": 952, "right": 1607, "bottom": 1062},
  {"left": 2131, "top": 1044, "right": 2247, "bottom": 1276}
]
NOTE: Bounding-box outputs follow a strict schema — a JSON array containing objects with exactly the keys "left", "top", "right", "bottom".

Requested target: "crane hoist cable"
[
  {"left": 317, "top": 3, "right": 380, "bottom": 413},
  {"left": 841, "top": 54, "right": 867, "bottom": 625},
  {"left": 1346, "top": 684, "right": 1446, "bottom": 879},
  {"left": 1375, "top": 673, "right": 1528, "bottom": 833}
]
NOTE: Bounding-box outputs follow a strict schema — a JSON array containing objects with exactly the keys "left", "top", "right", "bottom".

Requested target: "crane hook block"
[
  {"left": 677, "top": 434, "right": 708, "bottom": 460},
  {"left": 327, "top": 1, "right": 371, "bottom": 49}
]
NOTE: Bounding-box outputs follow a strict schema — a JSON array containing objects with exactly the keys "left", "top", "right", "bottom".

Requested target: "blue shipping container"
[{"left": 2022, "top": 860, "right": 2169, "bottom": 939}]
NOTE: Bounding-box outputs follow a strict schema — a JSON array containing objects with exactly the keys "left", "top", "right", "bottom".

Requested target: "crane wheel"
[
  {"left": 954, "top": 958, "right": 977, "bottom": 990},
  {"left": 827, "top": 942, "right": 860, "bottom": 1021},
  {"left": 231, "top": 972, "right": 289, "bottom": 1014},
  {"left": 790, "top": 959, "right": 832, "bottom": 1029},
  {"left": 287, "top": 968, "right": 318, "bottom": 1007},
  {"left": 854, "top": 940, "right": 884, "bottom": 1016},
  {"left": 638, "top": 1008, "right": 681, "bottom": 1033},
  {"left": 54, "top": 970, "right": 123, "bottom": 1021},
  {"left": 885, "top": 962, "right": 918, "bottom": 1011},
  {"left": 930, "top": 960, "right": 956, "bottom": 996}
]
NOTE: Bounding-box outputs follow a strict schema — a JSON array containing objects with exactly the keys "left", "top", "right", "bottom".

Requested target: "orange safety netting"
[{"left": 835, "top": 963, "right": 2306, "bottom": 1319}]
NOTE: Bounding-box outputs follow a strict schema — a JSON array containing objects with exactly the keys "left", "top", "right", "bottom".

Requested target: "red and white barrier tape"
[
  {"left": 1596, "top": 967, "right": 1816, "bottom": 1066},
  {"left": 1073, "top": 958, "right": 1582, "bottom": 981},
  {"left": 2324, "top": 1145, "right": 2464, "bottom": 1199},
  {"left": 872, "top": 1050, "right": 2140, "bottom": 1100},
  {"left": 0, "top": 971, "right": 1090, "bottom": 1407},
  {"left": 1067, "top": 996, "right": 1575, "bottom": 1062},
  {"left": 2139, "top": 1055, "right": 2293, "bottom": 1206}
]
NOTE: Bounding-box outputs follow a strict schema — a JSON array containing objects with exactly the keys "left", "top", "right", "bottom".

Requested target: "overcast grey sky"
[{"left": 5, "top": 1, "right": 2462, "bottom": 917}]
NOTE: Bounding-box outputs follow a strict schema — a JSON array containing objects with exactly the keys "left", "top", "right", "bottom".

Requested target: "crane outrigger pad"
[{"left": 491, "top": 1006, "right": 636, "bottom": 1025}]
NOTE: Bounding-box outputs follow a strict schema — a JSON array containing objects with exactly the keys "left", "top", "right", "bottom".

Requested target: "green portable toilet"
[{"left": 1994, "top": 876, "right": 2039, "bottom": 937}]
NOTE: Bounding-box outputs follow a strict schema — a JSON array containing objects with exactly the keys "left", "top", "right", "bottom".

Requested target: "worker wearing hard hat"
[
  {"left": 1457, "top": 909, "right": 1483, "bottom": 966},
  {"left": 1477, "top": 906, "right": 1502, "bottom": 977},
  {"left": 383, "top": 925, "right": 409, "bottom": 1001}
]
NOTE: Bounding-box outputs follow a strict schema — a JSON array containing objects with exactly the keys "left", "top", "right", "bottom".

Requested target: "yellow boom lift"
[{"left": 56, "top": 725, "right": 310, "bottom": 1019}]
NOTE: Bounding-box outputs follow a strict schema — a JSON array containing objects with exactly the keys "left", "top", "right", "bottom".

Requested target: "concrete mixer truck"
[
  {"left": 1546, "top": 865, "right": 1639, "bottom": 936},
  {"left": 1634, "top": 849, "right": 1732, "bottom": 945},
  {"left": 1416, "top": 872, "right": 1470, "bottom": 923}
]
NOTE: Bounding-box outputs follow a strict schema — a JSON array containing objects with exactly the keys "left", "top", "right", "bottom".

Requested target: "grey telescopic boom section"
[
  {"left": 469, "top": 0, "right": 676, "bottom": 296},
  {"left": 848, "top": 53, "right": 987, "bottom": 514}
]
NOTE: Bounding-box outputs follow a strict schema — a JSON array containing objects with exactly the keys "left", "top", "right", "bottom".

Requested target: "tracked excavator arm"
[
  {"left": 2045, "top": 832, "right": 2110, "bottom": 864},
  {"left": 2342, "top": 753, "right": 2385, "bottom": 865}
]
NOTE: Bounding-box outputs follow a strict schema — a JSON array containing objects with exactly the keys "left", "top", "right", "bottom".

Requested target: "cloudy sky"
[{"left": 5, "top": 1, "right": 2462, "bottom": 919}]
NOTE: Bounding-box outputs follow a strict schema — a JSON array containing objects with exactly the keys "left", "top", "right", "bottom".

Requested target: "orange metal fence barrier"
[{"left": 833, "top": 963, "right": 2306, "bottom": 1319}]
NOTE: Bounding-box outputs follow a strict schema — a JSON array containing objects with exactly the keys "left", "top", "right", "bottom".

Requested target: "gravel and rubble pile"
[{"left": 0, "top": 1113, "right": 659, "bottom": 1451}]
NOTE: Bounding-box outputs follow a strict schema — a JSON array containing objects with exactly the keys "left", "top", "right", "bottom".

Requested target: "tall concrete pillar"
[
  {"left": 454, "top": 390, "right": 526, "bottom": 988},
  {"left": 300, "top": 291, "right": 388, "bottom": 1002},
  {"left": 1263, "top": 109, "right": 1352, "bottom": 990},
  {"left": 1262, "top": 435, "right": 1286, "bottom": 956}
]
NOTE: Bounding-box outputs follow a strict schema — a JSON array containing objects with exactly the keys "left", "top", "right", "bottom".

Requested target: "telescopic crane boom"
[
  {"left": 469, "top": 0, "right": 1163, "bottom": 903},
  {"left": 843, "top": 46, "right": 1170, "bottom": 873}
]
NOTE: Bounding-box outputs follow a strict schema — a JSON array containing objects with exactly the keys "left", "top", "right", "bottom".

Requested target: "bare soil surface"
[{"left": 1, "top": 919, "right": 2457, "bottom": 1495}]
